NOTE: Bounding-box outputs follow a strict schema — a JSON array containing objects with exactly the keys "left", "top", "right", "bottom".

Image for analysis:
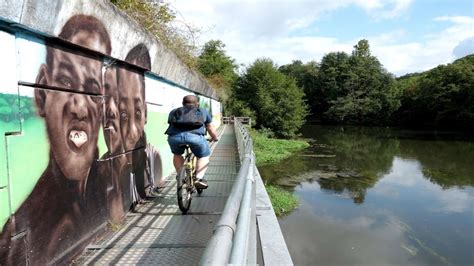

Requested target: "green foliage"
[
  {"left": 198, "top": 40, "right": 238, "bottom": 100},
  {"left": 280, "top": 39, "right": 472, "bottom": 130},
  {"left": 224, "top": 99, "right": 257, "bottom": 123},
  {"left": 0, "top": 98, "right": 12, "bottom": 117},
  {"left": 312, "top": 51, "right": 351, "bottom": 118},
  {"left": 232, "top": 58, "right": 308, "bottom": 138},
  {"left": 280, "top": 39, "right": 400, "bottom": 125},
  {"left": 0, "top": 94, "right": 35, "bottom": 122},
  {"left": 324, "top": 40, "right": 399, "bottom": 124},
  {"left": 393, "top": 55, "right": 474, "bottom": 129},
  {"left": 265, "top": 185, "right": 299, "bottom": 217},
  {"left": 250, "top": 129, "right": 309, "bottom": 166},
  {"left": 279, "top": 60, "right": 320, "bottom": 117},
  {"left": 110, "top": 0, "right": 199, "bottom": 69}
]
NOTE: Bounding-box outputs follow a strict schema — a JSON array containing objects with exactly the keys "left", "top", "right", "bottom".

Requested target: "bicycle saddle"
[{"left": 178, "top": 144, "right": 191, "bottom": 148}]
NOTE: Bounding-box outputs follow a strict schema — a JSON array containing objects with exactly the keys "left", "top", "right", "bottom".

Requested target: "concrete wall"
[
  {"left": 0, "top": 0, "right": 221, "bottom": 264},
  {"left": 0, "top": 0, "right": 217, "bottom": 98}
]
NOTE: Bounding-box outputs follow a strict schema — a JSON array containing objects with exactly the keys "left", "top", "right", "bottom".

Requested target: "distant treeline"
[
  {"left": 278, "top": 40, "right": 474, "bottom": 130},
  {"left": 0, "top": 93, "right": 35, "bottom": 123},
  {"left": 192, "top": 39, "right": 473, "bottom": 137}
]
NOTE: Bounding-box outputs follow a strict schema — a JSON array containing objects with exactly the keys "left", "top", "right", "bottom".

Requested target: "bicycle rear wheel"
[{"left": 177, "top": 167, "right": 192, "bottom": 214}]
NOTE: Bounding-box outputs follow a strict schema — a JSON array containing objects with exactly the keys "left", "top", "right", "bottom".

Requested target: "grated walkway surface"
[{"left": 76, "top": 126, "right": 238, "bottom": 265}]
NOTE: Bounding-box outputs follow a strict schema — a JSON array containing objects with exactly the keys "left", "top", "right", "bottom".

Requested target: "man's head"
[
  {"left": 182, "top": 95, "right": 199, "bottom": 108},
  {"left": 104, "top": 66, "right": 123, "bottom": 155},
  {"left": 34, "top": 15, "right": 111, "bottom": 181},
  {"left": 118, "top": 44, "right": 151, "bottom": 152}
]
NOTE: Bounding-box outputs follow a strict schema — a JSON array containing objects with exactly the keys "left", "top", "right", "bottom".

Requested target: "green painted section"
[
  {"left": 0, "top": 116, "right": 49, "bottom": 231},
  {"left": 0, "top": 93, "right": 22, "bottom": 231},
  {"left": 145, "top": 111, "right": 174, "bottom": 178},
  {"left": 7, "top": 117, "right": 49, "bottom": 211}
]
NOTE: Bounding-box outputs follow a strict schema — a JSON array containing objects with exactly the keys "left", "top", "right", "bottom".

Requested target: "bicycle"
[{"left": 176, "top": 144, "right": 204, "bottom": 214}]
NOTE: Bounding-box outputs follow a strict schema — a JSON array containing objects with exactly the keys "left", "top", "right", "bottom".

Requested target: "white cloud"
[
  {"left": 169, "top": 1, "right": 471, "bottom": 75},
  {"left": 378, "top": 157, "right": 424, "bottom": 187},
  {"left": 453, "top": 36, "right": 474, "bottom": 59},
  {"left": 373, "top": 15, "right": 474, "bottom": 75},
  {"left": 434, "top": 188, "right": 472, "bottom": 213},
  {"left": 355, "top": 0, "right": 413, "bottom": 19},
  {"left": 435, "top": 16, "right": 474, "bottom": 24}
]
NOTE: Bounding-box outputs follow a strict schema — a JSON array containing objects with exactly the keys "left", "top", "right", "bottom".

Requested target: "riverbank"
[
  {"left": 250, "top": 130, "right": 309, "bottom": 216},
  {"left": 250, "top": 130, "right": 310, "bottom": 167}
]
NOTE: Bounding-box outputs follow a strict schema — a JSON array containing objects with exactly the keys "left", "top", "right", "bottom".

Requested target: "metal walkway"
[{"left": 77, "top": 126, "right": 239, "bottom": 265}]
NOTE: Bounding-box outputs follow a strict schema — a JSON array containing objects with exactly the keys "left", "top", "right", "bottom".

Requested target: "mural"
[{"left": 0, "top": 13, "right": 221, "bottom": 265}]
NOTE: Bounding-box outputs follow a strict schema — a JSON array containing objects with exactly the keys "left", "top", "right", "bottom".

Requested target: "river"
[{"left": 259, "top": 125, "right": 474, "bottom": 266}]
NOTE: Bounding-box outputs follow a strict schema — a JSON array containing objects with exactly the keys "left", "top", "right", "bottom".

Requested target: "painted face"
[
  {"left": 104, "top": 67, "right": 122, "bottom": 155},
  {"left": 118, "top": 69, "right": 146, "bottom": 152},
  {"left": 37, "top": 31, "right": 106, "bottom": 181}
]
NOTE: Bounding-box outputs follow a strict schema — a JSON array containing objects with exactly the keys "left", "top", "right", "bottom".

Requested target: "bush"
[
  {"left": 265, "top": 185, "right": 298, "bottom": 217},
  {"left": 233, "top": 58, "right": 308, "bottom": 138},
  {"left": 250, "top": 129, "right": 309, "bottom": 166}
]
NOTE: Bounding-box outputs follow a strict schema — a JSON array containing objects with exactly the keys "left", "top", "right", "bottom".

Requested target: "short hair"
[
  {"left": 182, "top": 95, "right": 198, "bottom": 107},
  {"left": 45, "top": 15, "right": 112, "bottom": 71},
  {"left": 125, "top": 43, "right": 151, "bottom": 70},
  {"left": 123, "top": 43, "right": 151, "bottom": 100}
]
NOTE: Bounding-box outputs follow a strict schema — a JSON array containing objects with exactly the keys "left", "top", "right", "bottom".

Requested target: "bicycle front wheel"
[{"left": 177, "top": 167, "right": 192, "bottom": 214}]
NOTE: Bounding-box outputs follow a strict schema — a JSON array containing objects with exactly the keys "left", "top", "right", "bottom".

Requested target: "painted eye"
[
  {"left": 135, "top": 110, "right": 141, "bottom": 117},
  {"left": 120, "top": 111, "right": 128, "bottom": 120},
  {"left": 58, "top": 75, "right": 73, "bottom": 88},
  {"left": 91, "top": 96, "right": 101, "bottom": 104},
  {"left": 85, "top": 79, "right": 101, "bottom": 95}
]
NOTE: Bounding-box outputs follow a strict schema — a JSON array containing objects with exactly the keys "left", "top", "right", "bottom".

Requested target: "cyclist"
[{"left": 165, "top": 95, "right": 218, "bottom": 189}]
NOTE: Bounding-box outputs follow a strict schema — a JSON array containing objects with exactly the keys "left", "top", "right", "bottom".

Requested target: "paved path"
[{"left": 76, "top": 125, "right": 238, "bottom": 265}]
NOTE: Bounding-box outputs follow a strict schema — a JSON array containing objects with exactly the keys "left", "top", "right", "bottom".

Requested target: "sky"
[{"left": 169, "top": 0, "right": 473, "bottom": 76}]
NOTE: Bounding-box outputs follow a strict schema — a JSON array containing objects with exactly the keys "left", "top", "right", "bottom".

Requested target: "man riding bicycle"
[{"left": 165, "top": 95, "right": 218, "bottom": 189}]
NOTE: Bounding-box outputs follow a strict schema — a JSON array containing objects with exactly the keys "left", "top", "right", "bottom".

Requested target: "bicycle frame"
[
  {"left": 176, "top": 138, "right": 213, "bottom": 214},
  {"left": 177, "top": 145, "right": 198, "bottom": 214},
  {"left": 183, "top": 147, "right": 196, "bottom": 184}
]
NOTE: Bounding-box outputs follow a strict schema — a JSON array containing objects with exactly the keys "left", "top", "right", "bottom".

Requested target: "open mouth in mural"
[
  {"left": 105, "top": 119, "right": 118, "bottom": 134},
  {"left": 67, "top": 123, "right": 89, "bottom": 152}
]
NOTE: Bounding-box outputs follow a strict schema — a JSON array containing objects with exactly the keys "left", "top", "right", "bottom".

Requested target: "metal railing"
[
  {"left": 200, "top": 118, "right": 256, "bottom": 265},
  {"left": 222, "top": 116, "right": 252, "bottom": 126}
]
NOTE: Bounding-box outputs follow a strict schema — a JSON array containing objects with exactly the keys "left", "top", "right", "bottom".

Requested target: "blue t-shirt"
[{"left": 165, "top": 107, "right": 212, "bottom": 136}]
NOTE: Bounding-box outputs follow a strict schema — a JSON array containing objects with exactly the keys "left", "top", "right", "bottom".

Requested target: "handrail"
[
  {"left": 200, "top": 118, "right": 256, "bottom": 265},
  {"left": 222, "top": 116, "right": 252, "bottom": 126}
]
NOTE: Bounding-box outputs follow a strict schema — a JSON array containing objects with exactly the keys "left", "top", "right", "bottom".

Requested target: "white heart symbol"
[{"left": 69, "top": 130, "right": 88, "bottom": 148}]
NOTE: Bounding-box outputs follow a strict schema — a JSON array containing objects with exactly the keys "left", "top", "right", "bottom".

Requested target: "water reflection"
[{"left": 261, "top": 125, "right": 474, "bottom": 265}]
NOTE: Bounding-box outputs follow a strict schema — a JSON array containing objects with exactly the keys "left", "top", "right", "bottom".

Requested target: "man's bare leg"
[
  {"left": 196, "top": 156, "right": 210, "bottom": 179},
  {"left": 195, "top": 156, "right": 210, "bottom": 188},
  {"left": 173, "top": 154, "right": 184, "bottom": 174}
]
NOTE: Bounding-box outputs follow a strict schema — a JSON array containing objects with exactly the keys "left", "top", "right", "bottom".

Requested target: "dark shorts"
[{"left": 167, "top": 132, "right": 210, "bottom": 158}]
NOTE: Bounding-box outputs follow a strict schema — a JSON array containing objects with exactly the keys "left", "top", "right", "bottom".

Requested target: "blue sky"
[{"left": 171, "top": 0, "right": 473, "bottom": 76}]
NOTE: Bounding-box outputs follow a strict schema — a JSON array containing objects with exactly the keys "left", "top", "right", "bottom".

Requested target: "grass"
[
  {"left": 249, "top": 129, "right": 308, "bottom": 216},
  {"left": 250, "top": 129, "right": 310, "bottom": 167},
  {"left": 265, "top": 185, "right": 299, "bottom": 217}
]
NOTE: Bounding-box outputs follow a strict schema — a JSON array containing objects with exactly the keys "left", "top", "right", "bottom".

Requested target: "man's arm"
[{"left": 205, "top": 123, "right": 219, "bottom": 141}]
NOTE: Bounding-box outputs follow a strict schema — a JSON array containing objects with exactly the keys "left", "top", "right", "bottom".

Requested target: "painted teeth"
[{"left": 69, "top": 130, "right": 88, "bottom": 148}]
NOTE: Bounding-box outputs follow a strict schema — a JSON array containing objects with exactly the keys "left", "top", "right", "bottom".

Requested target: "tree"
[
  {"left": 316, "top": 52, "right": 351, "bottom": 120},
  {"left": 279, "top": 60, "right": 319, "bottom": 119},
  {"left": 232, "top": 58, "right": 308, "bottom": 138},
  {"left": 197, "top": 40, "right": 238, "bottom": 101},
  {"left": 393, "top": 54, "right": 474, "bottom": 129},
  {"left": 111, "top": 0, "right": 200, "bottom": 68},
  {"left": 0, "top": 97, "right": 12, "bottom": 122},
  {"left": 323, "top": 40, "right": 399, "bottom": 124}
]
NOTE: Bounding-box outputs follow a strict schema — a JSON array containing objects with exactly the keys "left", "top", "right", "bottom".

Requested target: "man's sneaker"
[{"left": 195, "top": 178, "right": 208, "bottom": 189}]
